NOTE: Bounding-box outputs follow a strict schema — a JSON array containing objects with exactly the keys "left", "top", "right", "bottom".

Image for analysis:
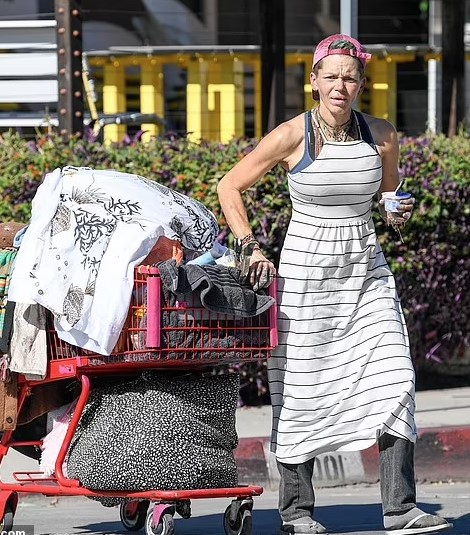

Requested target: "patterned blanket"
[{"left": 66, "top": 372, "right": 239, "bottom": 505}]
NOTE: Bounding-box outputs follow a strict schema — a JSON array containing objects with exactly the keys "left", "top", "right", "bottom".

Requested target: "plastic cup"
[{"left": 381, "top": 191, "right": 412, "bottom": 213}]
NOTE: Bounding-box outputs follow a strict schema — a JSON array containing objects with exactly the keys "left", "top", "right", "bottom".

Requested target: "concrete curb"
[{"left": 234, "top": 425, "right": 470, "bottom": 489}]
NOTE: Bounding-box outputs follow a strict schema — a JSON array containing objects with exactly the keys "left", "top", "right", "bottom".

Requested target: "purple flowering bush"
[
  {"left": 377, "top": 133, "right": 470, "bottom": 377},
  {"left": 0, "top": 129, "right": 469, "bottom": 402}
]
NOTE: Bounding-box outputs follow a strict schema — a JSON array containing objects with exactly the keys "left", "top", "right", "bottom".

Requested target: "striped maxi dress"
[{"left": 268, "top": 111, "right": 417, "bottom": 464}]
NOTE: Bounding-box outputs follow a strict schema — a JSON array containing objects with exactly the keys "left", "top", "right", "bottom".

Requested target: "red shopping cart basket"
[{"left": 45, "top": 266, "right": 278, "bottom": 378}]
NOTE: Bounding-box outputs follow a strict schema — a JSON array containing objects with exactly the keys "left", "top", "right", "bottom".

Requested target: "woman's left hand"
[{"left": 380, "top": 196, "right": 415, "bottom": 226}]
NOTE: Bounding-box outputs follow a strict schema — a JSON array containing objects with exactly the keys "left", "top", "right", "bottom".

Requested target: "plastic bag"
[{"left": 39, "top": 399, "right": 77, "bottom": 477}]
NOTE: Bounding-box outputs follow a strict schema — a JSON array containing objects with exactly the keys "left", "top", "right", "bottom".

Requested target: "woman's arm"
[
  {"left": 369, "top": 117, "right": 414, "bottom": 225},
  {"left": 368, "top": 115, "right": 400, "bottom": 193},
  {"left": 217, "top": 119, "right": 301, "bottom": 239},
  {"left": 217, "top": 117, "right": 303, "bottom": 288}
]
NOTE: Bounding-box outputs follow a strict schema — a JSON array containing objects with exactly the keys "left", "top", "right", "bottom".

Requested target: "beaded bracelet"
[
  {"left": 234, "top": 233, "right": 260, "bottom": 262},
  {"left": 235, "top": 232, "right": 258, "bottom": 253},
  {"left": 242, "top": 241, "right": 260, "bottom": 253},
  {"left": 238, "top": 232, "right": 257, "bottom": 247}
]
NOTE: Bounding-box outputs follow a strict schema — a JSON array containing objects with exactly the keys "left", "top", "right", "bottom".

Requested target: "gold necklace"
[{"left": 313, "top": 108, "right": 357, "bottom": 142}]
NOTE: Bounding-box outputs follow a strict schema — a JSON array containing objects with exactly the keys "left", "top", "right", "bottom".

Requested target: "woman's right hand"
[{"left": 244, "top": 246, "right": 276, "bottom": 291}]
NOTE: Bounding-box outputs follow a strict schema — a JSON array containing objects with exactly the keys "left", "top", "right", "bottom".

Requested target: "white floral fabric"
[{"left": 8, "top": 166, "right": 219, "bottom": 355}]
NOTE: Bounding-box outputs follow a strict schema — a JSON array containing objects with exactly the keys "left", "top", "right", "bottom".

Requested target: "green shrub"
[{"left": 0, "top": 129, "right": 468, "bottom": 403}]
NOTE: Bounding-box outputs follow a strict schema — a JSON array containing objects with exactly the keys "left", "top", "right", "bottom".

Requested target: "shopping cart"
[{"left": 0, "top": 266, "right": 278, "bottom": 535}]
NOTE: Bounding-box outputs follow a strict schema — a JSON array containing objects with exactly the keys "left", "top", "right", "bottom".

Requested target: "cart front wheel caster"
[
  {"left": 120, "top": 500, "right": 149, "bottom": 531},
  {"left": 146, "top": 509, "right": 175, "bottom": 535},
  {"left": 0, "top": 503, "right": 14, "bottom": 532},
  {"left": 223, "top": 502, "right": 253, "bottom": 535}
]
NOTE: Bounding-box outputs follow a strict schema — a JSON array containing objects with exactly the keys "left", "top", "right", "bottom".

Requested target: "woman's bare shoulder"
[
  {"left": 359, "top": 112, "right": 397, "bottom": 146},
  {"left": 268, "top": 112, "right": 305, "bottom": 144},
  {"left": 261, "top": 112, "right": 306, "bottom": 164}
]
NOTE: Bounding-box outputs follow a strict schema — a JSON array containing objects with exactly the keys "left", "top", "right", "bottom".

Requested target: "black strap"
[
  {"left": 354, "top": 111, "right": 377, "bottom": 151},
  {"left": 307, "top": 110, "right": 316, "bottom": 162}
]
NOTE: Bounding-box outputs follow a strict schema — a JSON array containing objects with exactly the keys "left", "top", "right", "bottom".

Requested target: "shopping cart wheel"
[
  {"left": 223, "top": 499, "right": 253, "bottom": 535},
  {"left": 120, "top": 500, "right": 149, "bottom": 531},
  {"left": 0, "top": 503, "right": 14, "bottom": 532},
  {"left": 145, "top": 509, "right": 175, "bottom": 535}
]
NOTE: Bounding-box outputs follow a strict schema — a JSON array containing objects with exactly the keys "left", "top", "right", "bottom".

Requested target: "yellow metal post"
[
  {"left": 368, "top": 57, "right": 397, "bottom": 124},
  {"left": 303, "top": 57, "right": 314, "bottom": 112},
  {"left": 206, "top": 59, "right": 221, "bottom": 139},
  {"left": 103, "top": 62, "right": 126, "bottom": 143},
  {"left": 187, "top": 57, "right": 209, "bottom": 143},
  {"left": 230, "top": 57, "right": 245, "bottom": 140},
  {"left": 253, "top": 57, "right": 262, "bottom": 138},
  {"left": 140, "top": 59, "right": 165, "bottom": 142}
]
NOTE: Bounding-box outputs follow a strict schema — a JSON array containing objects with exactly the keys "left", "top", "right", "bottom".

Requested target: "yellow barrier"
[
  {"left": 102, "top": 62, "right": 126, "bottom": 142},
  {"left": 186, "top": 55, "right": 246, "bottom": 143},
  {"left": 140, "top": 58, "right": 165, "bottom": 142},
  {"left": 89, "top": 50, "right": 418, "bottom": 144}
]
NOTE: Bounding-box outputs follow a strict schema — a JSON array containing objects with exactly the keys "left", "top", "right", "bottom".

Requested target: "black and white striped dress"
[{"left": 268, "top": 111, "right": 417, "bottom": 464}]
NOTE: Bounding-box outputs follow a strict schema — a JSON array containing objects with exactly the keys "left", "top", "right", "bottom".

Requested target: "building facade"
[{"left": 0, "top": 0, "right": 468, "bottom": 140}]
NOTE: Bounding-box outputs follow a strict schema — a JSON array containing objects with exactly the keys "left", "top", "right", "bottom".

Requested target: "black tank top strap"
[
  {"left": 289, "top": 112, "right": 315, "bottom": 173},
  {"left": 306, "top": 110, "right": 316, "bottom": 162},
  {"left": 354, "top": 110, "right": 378, "bottom": 152}
]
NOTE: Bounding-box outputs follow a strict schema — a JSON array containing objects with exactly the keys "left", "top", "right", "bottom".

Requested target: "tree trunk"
[
  {"left": 441, "top": 0, "right": 465, "bottom": 136},
  {"left": 259, "top": 0, "right": 285, "bottom": 134}
]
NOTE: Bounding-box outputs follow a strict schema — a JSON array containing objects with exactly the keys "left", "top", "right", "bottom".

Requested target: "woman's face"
[{"left": 310, "top": 55, "right": 365, "bottom": 114}]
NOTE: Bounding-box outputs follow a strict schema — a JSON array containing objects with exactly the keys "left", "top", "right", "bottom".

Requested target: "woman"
[{"left": 217, "top": 34, "right": 452, "bottom": 535}]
